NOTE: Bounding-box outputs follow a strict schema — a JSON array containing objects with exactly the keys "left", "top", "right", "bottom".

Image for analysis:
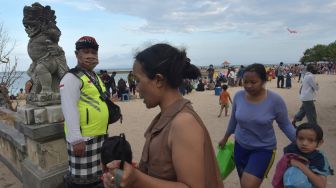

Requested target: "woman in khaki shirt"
[{"left": 103, "top": 43, "right": 224, "bottom": 188}]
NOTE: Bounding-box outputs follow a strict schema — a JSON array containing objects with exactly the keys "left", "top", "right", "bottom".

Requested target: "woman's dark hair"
[
  {"left": 244, "top": 63, "right": 267, "bottom": 81},
  {"left": 296, "top": 123, "right": 324, "bottom": 143},
  {"left": 134, "top": 43, "right": 201, "bottom": 88}
]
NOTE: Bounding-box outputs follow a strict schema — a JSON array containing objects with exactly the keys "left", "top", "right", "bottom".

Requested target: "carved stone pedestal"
[
  {"left": 21, "top": 158, "right": 67, "bottom": 188},
  {"left": 27, "top": 93, "right": 61, "bottom": 107},
  {"left": 0, "top": 105, "right": 68, "bottom": 188},
  {"left": 17, "top": 105, "right": 67, "bottom": 188},
  {"left": 17, "top": 104, "right": 64, "bottom": 125}
]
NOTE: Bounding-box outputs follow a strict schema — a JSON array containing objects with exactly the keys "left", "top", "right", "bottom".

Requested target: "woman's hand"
[
  {"left": 103, "top": 160, "right": 138, "bottom": 188},
  {"left": 218, "top": 135, "right": 229, "bottom": 148},
  {"left": 102, "top": 172, "right": 114, "bottom": 188}
]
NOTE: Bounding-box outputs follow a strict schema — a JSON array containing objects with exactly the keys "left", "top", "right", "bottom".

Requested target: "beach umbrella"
[{"left": 222, "top": 61, "right": 230, "bottom": 68}]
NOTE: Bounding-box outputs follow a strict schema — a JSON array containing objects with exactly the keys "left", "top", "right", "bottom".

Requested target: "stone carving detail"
[{"left": 23, "top": 2, "right": 69, "bottom": 106}]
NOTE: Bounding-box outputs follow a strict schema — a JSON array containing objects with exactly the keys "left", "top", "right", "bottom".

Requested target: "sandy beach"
[{"left": 1, "top": 74, "right": 335, "bottom": 188}]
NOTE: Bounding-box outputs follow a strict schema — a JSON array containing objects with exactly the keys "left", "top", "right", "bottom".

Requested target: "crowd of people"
[
  {"left": 97, "top": 70, "right": 134, "bottom": 100},
  {"left": 198, "top": 61, "right": 335, "bottom": 94},
  {"left": 59, "top": 36, "right": 333, "bottom": 188},
  {"left": 1, "top": 35, "right": 334, "bottom": 188}
]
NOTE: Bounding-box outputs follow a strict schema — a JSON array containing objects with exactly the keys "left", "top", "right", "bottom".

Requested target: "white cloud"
[
  {"left": 4, "top": 0, "right": 336, "bottom": 71},
  {"left": 92, "top": 0, "right": 336, "bottom": 37},
  {"left": 36, "top": 0, "right": 336, "bottom": 37},
  {"left": 63, "top": 1, "right": 105, "bottom": 11},
  {"left": 41, "top": 0, "right": 105, "bottom": 11}
]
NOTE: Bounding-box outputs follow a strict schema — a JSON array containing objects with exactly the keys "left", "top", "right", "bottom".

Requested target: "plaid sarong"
[{"left": 67, "top": 135, "right": 107, "bottom": 184}]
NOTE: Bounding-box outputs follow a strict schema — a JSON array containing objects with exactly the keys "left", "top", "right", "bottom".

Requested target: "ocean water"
[{"left": 4, "top": 71, "right": 130, "bottom": 95}]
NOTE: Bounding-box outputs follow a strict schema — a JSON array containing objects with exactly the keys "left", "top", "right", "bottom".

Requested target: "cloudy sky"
[{"left": 0, "top": 0, "right": 335, "bottom": 71}]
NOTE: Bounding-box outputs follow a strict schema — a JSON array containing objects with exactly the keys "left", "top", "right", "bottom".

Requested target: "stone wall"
[
  {"left": 0, "top": 108, "right": 26, "bottom": 179},
  {"left": 0, "top": 106, "right": 67, "bottom": 188}
]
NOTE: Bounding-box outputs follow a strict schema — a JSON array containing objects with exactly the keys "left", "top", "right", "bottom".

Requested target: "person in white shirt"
[
  {"left": 292, "top": 64, "right": 319, "bottom": 127},
  {"left": 298, "top": 63, "right": 306, "bottom": 83},
  {"left": 60, "top": 36, "right": 109, "bottom": 187}
]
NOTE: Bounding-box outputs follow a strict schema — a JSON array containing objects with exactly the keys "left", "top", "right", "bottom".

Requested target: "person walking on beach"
[
  {"left": 127, "top": 71, "right": 136, "bottom": 95},
  {"left": 110, "top": 71, "right": 117, "bottom": 96},
  {"left": 276, "top": 62, "right": 285, "bottom": 88},
  {"left": 60, "top": 36, "right": 109, "bottom": 187},
  {"left": 218, "top": 84, "right": 232, "bottom": 117},
  {"left": 219, "top": 63, "right": 296, "bottom": 188},
  {"left": 207, "top": 64, "right": 215, "bottom": 81},
  {"left": 103, "top": 43, "right": 224, "bottom": 188},
  {"left": 236, "top": 65, "right": 245, "bottom": 86},
  {"left": 292, "top": 63, "right": 319, "bottom": 127},
  {"left": 298, "top": 63, "right": 306, "bottom": 83},
  {"left": 327, "top": 62, "right": 333, "bottom": 75}
]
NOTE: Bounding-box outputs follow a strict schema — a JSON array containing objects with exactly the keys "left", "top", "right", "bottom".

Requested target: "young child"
[
  {"left": 273, "top": 123, "right": 333, "bottom": 188},
  {"left": 218, "top": 84, "right": 232, "bottom": 117}
]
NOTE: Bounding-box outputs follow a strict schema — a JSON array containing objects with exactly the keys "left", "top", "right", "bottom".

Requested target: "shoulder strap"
[
  {"left": 69, "top": 67, "right": 109, "bottom": 100},
  {"left": 114, "top": 133, "right": 127, "bottom": 188},
  {"left": 76, "top": 68, "right": 108, "bottom": 99},
  {"left": 119, "top": 133, "right": 126, "bottom": 169},
  {"left": 114, "top": 169, "right": 123, "bottom": 188},
  {"left": 68, "top": 67, "right": 84, "bottom": 89},
  {"left": 68, "top": 67, "right": 82, "bottom": 78},
  {"left": 83, "top": 71, "right": 104, "bottom": 93}
]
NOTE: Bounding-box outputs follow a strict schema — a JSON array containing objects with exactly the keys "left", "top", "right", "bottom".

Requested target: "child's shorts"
[
  {"left": 221, "top": 103, "right": 230, "bottom": 108},
  {"left": 234, "top": 142, "right": 276, "bottom": 179}
]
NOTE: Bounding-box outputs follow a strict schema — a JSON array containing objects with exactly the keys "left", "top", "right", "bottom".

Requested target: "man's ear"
[
  {"left": 154, "top": 74, "right": 165, "bottom": 88},
  {"left": 75, "top": 50, "right": 78, "bottom": 55}
]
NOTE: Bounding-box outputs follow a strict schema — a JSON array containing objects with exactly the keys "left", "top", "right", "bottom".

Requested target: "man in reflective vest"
[{"left": 60, "top": 36, "right": 109, "bottom": 187}]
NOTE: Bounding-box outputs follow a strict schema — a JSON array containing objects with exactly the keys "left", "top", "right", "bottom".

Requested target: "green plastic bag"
[{"left": 216, "top": 141, "right": 235, "bottom": 180}]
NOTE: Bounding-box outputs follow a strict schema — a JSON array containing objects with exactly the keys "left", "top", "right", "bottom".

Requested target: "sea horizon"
[
  {"left": 2, "top": 62, "right": 301, "bottom": 95},
  {"left": 2, "top": 70, "right": 131, "bottom": 95}
]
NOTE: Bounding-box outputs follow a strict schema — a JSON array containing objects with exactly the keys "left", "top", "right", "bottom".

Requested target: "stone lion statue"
[{"left": 23, "top": 2, "right": 69, "bottom": 104}]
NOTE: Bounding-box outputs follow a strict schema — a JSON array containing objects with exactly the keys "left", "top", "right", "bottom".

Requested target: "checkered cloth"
[{"left": 67, "top": 135, "right": 107, "bottom": 184}]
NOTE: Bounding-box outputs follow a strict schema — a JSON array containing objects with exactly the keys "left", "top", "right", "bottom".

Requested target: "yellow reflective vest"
[{"left": 64, "top": 69, "right": 109, "bottom": 137}]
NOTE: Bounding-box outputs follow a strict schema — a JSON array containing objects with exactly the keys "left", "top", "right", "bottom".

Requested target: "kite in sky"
[{"left": 287, "top": 28, "right": 298, "bottom": 34}]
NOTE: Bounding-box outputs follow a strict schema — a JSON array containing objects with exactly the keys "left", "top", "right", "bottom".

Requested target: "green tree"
[
  {"left": 327, "top": 41, "right": 336, "bottom": 63},
  {"left": 300, "top": 43, "right": 336, "bottom": 64}
]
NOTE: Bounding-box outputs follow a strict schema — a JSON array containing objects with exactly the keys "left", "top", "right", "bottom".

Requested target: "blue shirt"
[{"left": 226, "top": 90, "right": 296, "bottom": 150}]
